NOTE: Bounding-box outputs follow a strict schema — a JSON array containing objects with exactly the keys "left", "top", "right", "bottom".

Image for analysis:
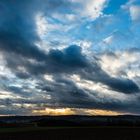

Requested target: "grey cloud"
[
  {"left": 103, "top": 77, "right": 139, "bottom": 94},
  {"left": 4, "top": 45, "right": 88, "bottom": 77},
  {"left": 5, "top": 41, "right": 139, "bottom": 94},
  {"left": 81, "top": 61, "right": 139, "bottom": 94},
  {"left": 0, "top": 0, "right": 72, "bottom": 61}
]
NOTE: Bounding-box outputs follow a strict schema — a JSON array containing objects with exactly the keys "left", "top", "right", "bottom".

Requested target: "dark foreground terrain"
[
  {"left": 1, "top": 115, "right": 140, "bottom": 140},
  {"left": 1, "top": 127, "right": 140, "bottom": 140}
]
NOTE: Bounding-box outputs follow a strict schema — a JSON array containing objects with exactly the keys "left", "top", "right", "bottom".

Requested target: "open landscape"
[
  {"left": 1, "top": 115, "right": 140, "bottom": 140},
  {"left": 0, "top": 0, "right": 140, "bottom": 140}
]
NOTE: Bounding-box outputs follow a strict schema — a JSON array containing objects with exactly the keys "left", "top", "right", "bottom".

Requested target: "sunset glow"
[{"left": 32, "top": 108, "right": 122, "bottom": 116}]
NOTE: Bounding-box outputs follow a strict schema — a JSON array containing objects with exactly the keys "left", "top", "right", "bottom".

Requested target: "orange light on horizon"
[
  {"left": 32, "top": 108, "right": 76, "bottom": 116},
  {"left": 32, "top": 107, "right": 123, "bottom": 116}
]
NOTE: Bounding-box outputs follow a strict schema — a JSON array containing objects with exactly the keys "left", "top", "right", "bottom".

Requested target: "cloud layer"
[{"left": 0, "top": 0, "right": 140, "bottom": 115}]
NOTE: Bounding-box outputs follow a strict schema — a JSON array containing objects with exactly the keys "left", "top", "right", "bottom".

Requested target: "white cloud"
[
  {"left": 71, "top": 0, "right": 108, "bottom": 20},
  {"left": 100, "top": 50, "right": 140, "bottom": 81},
  {"left": 130, "top": 5, "right": 140, "bottom": 21},
  {"left": 36, "top": 13, "right": 72, "bottom": 37},
  {"left": 0, "top": 91, "right": 21, "bottom": 99},
  {"left": 49, "top": 0, "right": 108, "bottom": 22},
  {"left": 0, "top": 53, "right": 15, "bottom": 78},
  {"left": 82, "top": 0, "right": 107, "bottom": 19},
  {"left": 36, "top": 13, "right": 48, "bottom": 37},
  {"left": 35, "top": 12, "right": 76, "bottom": 44},
  {"left": 70, "top": 74, "right": 133, "bottom": 102},
  {"left": 72, "top": 40, "right": 92, "bottom": 55},
  {"left": 44, "top": 74, "right": 54, "bottom": 82},
  {"left": 121, "top": 0, "right": 140, "bottom": 21},
  {"left": 121, "top": 0, "right": 136, "bottom": 9},
  {"left": 52, "top": 13, "right": 77, "bottom": 23}
]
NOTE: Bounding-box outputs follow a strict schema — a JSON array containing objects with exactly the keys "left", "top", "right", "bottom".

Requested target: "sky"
[{"left": 0, "top": 0, "right": 140, "bottom": 116}]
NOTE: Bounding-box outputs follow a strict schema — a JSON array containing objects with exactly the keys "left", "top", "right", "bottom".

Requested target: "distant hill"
[{"left": 0, "top": 115, "right": 140, "bottom": 127}]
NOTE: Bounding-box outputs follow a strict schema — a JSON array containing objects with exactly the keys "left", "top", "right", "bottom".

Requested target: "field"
[
  {"left": 0, "top": 126, "right": 140, "bottom": 140},
  {"left": 1, "top": 115, "right": 140, "bottom": 140}
]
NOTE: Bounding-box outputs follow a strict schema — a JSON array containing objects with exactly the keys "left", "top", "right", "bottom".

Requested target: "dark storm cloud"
[
  {"left": 2, "top": 43, "right": 139, "bottom": 97},
  {"left": 4, "top": 38, "right": 139, "bottom": 94},
  {"left": 0, "top": 0, "right": 73, "bottom": 61},
  {"left": 36, "top": 75, "right": 90, "bottom": 104},
  {"left": 80, "top": 60, "right": 139, "bottom": 94},
  {"left": 3, "top": 44, "right": 89, "bottom": 77},
  {"left": 0, "top": 0, "right": 47, "bottom": 61},
  {"left": 0, "top": 0, "right": 88, "bottom": 77},
  {"left": 5, "top": 85, "right": 31, "bottom": 97},
  {"left": 103, "top": 77, "right": 139, "bottom": 94},
  {"left": 33, "top": 45, "right": 88, "bottom": 74}
]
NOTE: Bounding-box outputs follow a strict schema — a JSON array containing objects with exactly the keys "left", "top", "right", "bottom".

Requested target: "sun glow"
[
  {"left": 32, "top": 108, "right": 122, "bottom": 116},
  {"left": 33, "top": 108, "right": 76, "bottom": 116}
]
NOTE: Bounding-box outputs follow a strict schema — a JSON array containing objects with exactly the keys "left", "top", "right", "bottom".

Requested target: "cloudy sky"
[{"left": 0, "top": 0, "right": 140, "bottom": 116}]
